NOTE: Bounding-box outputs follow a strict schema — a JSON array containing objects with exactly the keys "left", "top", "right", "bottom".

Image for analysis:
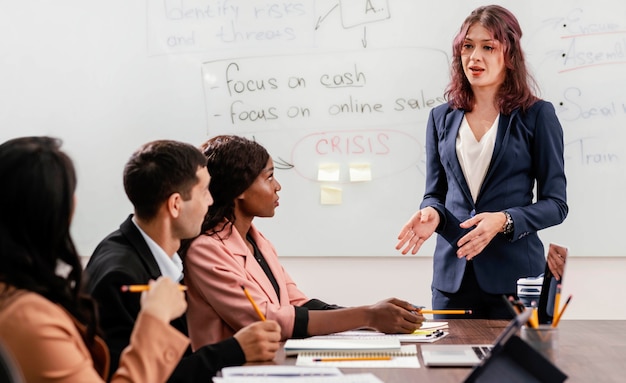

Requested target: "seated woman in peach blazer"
[
  {"left": 0, "top": 136, "right": 188, "bottom": 383},
  {"left": 182, "top": 135, "right": 424, "bottom": 350}
]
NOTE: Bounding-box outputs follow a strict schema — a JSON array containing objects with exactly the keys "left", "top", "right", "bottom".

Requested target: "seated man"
[{"left": 85, "top": 140, "right": 280, "bottom": 383}]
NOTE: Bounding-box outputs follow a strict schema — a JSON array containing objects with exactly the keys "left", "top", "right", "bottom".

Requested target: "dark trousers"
[{"left": 431, "top": 261, "right": 515, "bottom": 320}]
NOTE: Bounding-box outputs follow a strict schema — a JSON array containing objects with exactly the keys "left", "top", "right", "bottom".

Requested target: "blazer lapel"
[
  {"left": 227, "top": 226, "right": 280, "bottom": 305},
  {"left": 119, "top": 215, "right": 190, "bottom": 335},
  {"left": 442, "top": 109, "right": 474, "bottom": 206},
  {"left": 119, "top": 215, "right": 162, "bottom": 280}
]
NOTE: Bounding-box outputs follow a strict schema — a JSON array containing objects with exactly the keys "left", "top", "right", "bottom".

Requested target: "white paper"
[
  {"left": 214, "top": 372, "right": 384, "bottom": 382},
  {"left": 284, "top": 337, "right": 401, "bottom": 356},
  {"left": 221, "top": 365, "right": 341, "bottom": 378},
  {"left": 296, "top": 345, "right": 420, "bottom": 368},
  {"left": 309, "top": 322, "right": 449, "bottom": 343}
]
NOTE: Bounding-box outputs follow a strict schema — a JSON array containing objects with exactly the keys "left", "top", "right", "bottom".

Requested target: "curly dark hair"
[{"left": 200, "top": 135, "right": 269, "bottom": 238}]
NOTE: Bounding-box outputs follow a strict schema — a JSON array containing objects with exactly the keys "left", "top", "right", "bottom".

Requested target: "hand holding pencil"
[
  {"left": 137, "top": 277, "right": 187, "bottom": 324},
  {"left": 236, "top": 285, "right": 282, "bottom": 362}
]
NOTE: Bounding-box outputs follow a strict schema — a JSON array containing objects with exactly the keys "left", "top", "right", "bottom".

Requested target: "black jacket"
[{"left": 85, "top": 215, "right": 245, "bottom": 382}]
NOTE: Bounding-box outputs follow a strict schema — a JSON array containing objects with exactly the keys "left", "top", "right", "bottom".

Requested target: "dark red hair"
[{"left": 445, "top": 5, "right": 538, "bottom": 114}]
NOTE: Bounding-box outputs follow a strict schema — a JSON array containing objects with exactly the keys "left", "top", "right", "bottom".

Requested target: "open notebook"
[
  {"left": 284, "top": 337, "right": 401, "bottom": 356},
  {"left": 295, "top": 344, "right": 420, "bottom": 368},
  {"left": 420, "top": 309, "right": 531, "bottom": 367},
  {"left": 301, "top": 321, "right": 449, "bottom": 344}
]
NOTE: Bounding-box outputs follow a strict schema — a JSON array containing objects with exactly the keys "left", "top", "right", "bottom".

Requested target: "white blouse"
[{"left": 456, "top": 114, "right": 499, "bottom": 203}]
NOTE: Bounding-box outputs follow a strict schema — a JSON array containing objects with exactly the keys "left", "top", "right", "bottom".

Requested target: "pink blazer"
[
  {"left": 0, "top": 288, "right": 188, "bottom": 383},
  {"left": 185, "top": 223, "right": 309, "bottom": 349}
]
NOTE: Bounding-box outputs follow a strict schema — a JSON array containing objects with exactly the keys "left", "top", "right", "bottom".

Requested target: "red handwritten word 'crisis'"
[{"left": 314, "top": 133, "right": 390, "bottom": 155}]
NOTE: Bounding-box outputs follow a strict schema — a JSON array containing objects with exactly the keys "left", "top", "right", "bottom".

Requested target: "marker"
[
  {"left": 241, "top": 285, "right": 266, "bottom": 321},
  {"left": 120, "top": 284, "right": 187, "bottom": 292},
  {"left": 419, "top": 309, "right": 472, "bottom": 315},
  {"left": 313, "top": 356, "right": 392, "bottom": 362},
  {"left": 551, "top": 294, "right": 572, "bottom": 327}
]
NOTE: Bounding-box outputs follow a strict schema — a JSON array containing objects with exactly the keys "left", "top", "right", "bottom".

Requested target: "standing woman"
[
  {"left": 0, "top": 136, "right": 188, "bottom": 382},
  {"left": 396, "top": 5, "right": 568, "bottom": 319},
  {"left": 182, "top": 135, "right": 423, "bottom": 350}
]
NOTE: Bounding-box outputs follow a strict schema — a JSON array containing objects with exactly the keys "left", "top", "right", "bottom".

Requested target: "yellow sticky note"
[
  {"left": 320, "top": 185, "right": 342, "bottom": 205},
  {"left": 349, "top": 162, "right": 372, "bottom": 182},
  {"left": 317, "top": 163, "right": 340, "bottom": 182}
]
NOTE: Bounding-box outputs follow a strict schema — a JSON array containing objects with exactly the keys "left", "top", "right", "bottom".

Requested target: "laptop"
[{"left": 420, "top": 309, "right": 531, "bottom": 367}]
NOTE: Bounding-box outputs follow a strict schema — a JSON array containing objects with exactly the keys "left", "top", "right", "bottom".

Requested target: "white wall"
[{"left": 279, "top": 256, "right": 626, "bottom": 320}]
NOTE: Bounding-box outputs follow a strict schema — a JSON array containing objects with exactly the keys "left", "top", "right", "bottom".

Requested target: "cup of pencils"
[{"left": 520, "top": 325, "right": 559, "bottom": 363}]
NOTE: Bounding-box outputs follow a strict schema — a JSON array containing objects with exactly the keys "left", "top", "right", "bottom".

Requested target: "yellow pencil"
[
  {"left": 241, "top": 285, "right": 266, "bottom": 321},
  {"left": 551, "top": 294, "right": 572, "bottom": 327},
  {"left": 313, "top": 356, "right": 392, "bottom": 362},
  {"left": 419, "top": 309, "right": 472, "bottom": 315},
  {"left": 528, "top": 307, "right": 539, "bottom": 328},
  {"left": 120, "top": 284, "right": 187, "bottom": 292},
  {"left": 552, "top": 284, "right": 562, "bottom": 323}
]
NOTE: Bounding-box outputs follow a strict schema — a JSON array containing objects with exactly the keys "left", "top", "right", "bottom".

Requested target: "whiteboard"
[{"left": 1, "top": 0, "right": 624, "bottom": 257}]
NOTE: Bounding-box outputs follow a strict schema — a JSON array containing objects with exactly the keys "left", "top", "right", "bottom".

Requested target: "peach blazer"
[
  {"left": 185, "top": 223, "right": 309, "bottom": 349},
  {"left": 0, "top": 288, "right": 188, "bottom": 383}
]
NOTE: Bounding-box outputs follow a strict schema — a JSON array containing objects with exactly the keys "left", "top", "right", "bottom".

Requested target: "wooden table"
[{"left": 266, "top": 320, "right": 626, "bottom": 383}]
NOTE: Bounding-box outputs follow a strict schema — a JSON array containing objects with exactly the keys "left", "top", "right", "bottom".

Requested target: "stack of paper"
[
  {"left": 418, "top": 321, "right": 449, "bottom": 331},
  {"left": 214, "top": 366, "right": 384, "bottom": 382},
  {"left": 305, "top": 322, "right": 449, "bottom": 343},
  {"left": 295, "top": 344, "right": 420, "bottom": 368},
  {"left": 284, "top": 337, "right": 401, "bottom": 356}
]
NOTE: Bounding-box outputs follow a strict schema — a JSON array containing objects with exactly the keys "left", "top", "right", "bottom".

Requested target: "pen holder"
[{"left": 520, "top": 325, "right": 558, "bottom": 363}]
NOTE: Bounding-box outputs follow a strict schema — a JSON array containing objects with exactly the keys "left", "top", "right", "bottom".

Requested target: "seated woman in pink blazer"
[
  {"left": 0, "top": 136, "right": 188, "bottom": 383},
  {"left": 182, "top": 135, "right": 424, "bottom": 349}
]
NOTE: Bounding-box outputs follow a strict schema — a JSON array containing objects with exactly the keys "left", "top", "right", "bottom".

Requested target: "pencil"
[
  {"left": 552, "top": 284, "right": 562, "bottom": 322},
  {"left": 528, "top": 307, "right": 539, "bottom": 328},
  {"left": 241, "top": 285, "right": 266, "bottom": 321},
  {"left": 313, "top": 356, "right": 392, "bottom": 362},
  {"left": 551, "top": 294, "right": 572, "bottom": 327},
  {"left": 419, "top": 309, "right": 472, "bottom": 315},
  {"left": 120, "top": 284, "right": 187, "bottom": 292}
]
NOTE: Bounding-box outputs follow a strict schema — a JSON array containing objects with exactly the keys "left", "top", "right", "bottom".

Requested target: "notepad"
[
  {"left": 220, "top": 365, "right": 342, "bottom": 378},
  {"left": 214, "top": 373, "right": 384, "bottom": 383},
  {"left": 284, "top": 338, "right": 401, "bottom": 356},
  {"left": 418, "top": 321, "right": 449, "bottom": 331},
  {"left": 296, "top": 345, "right": 420, "bottom": 368},
  {"left": 308, "top": 329, "right": 448, "bottom": 343},
  {"left": 302, "top": 322, "right": 449, "bottom": 344},
  {"left": 215, "top": 366, "right": 385, "bottom": 382}
]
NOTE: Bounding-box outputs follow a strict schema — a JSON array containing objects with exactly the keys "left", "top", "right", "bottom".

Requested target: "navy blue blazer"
[{"left": 421, "top": 100, "right": 568, "bottom": 295}]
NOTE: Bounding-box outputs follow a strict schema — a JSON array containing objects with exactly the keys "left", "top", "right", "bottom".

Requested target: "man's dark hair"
[{"left": 123, "top": 140, "right": 207, "bottom": 220}]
